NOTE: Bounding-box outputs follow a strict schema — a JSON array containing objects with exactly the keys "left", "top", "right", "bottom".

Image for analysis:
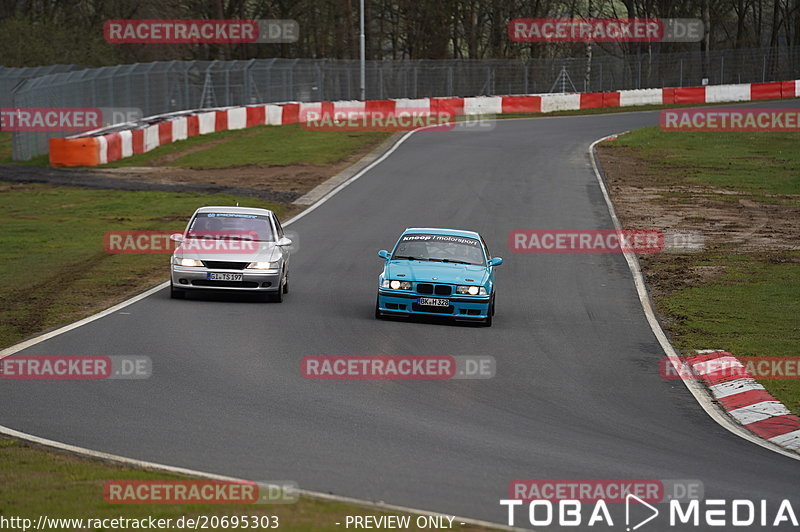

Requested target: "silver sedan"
[{"left": 169, "top": 206, "right": 292, "bottom": 302}]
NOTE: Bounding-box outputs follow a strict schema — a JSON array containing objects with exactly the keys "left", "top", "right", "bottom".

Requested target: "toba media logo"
[{"left": 502, "top": 480, "right": 799, "bottom": 529}]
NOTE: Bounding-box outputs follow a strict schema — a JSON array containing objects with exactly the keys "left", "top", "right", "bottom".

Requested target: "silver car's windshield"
[
  {"left": 392, "top": 234, "right": 485, "bottom": 266},
  {"left": 186, "top": 213, "right": 275, "bottom": 242}
]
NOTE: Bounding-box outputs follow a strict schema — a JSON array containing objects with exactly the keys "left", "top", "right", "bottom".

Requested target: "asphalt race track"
[{"left": 3, "top": 106, "right": 799, "bottom": 529}]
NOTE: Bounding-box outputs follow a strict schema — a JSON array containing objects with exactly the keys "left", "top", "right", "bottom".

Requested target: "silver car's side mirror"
[
  {"left": 277, "top": 237, "right": 293, "bottom": 246},
  {"left": 170, "top": 233, "right": 184, "bottom": 243}
]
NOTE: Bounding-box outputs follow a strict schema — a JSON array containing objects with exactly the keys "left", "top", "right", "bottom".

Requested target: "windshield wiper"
[
  {"left": 392, "top": 255, "right": 430, "bottom": 261},
  {"left": 428, "top": 258, "right": 472, "bottom": 264}
]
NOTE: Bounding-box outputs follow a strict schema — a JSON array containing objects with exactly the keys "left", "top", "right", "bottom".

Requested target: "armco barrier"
[{"left": 49, "top": 80, "right": 800, "bottom": 167}]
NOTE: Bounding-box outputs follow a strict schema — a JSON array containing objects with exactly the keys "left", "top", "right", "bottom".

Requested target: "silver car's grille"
[{"left": 201, "top": 261, "right": 248, "bottom": 270}]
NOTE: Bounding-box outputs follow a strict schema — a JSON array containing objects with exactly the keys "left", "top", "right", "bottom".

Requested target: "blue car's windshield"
[{"left": 392, "top": 234, "right": 485, "bottom": 266}]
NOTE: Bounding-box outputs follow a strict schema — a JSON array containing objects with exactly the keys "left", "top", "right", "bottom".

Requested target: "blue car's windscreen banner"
[{"left": 400, "top": 234, "right": 481, "bottom": 247}]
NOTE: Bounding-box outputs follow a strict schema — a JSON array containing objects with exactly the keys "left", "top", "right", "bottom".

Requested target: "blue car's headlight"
[
  {"left": 382, "top": 280, "right": 412, "bottom": 290},
  {"left": 456, "top": 285, "right": 487, "bottom": 295}
]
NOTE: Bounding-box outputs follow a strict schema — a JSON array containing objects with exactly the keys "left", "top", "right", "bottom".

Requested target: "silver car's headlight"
[
  {"left": 456, "top": 285, "right": 487, "bottom": 295},
  {"left": 248, "top": 261, "right": 280, "bottom": 270},
  {"left": 382, "top": 280, "right": 412, "bottom": 290},
  {"left": 174, "top": 257, "right": 203, "bottom": 267}
]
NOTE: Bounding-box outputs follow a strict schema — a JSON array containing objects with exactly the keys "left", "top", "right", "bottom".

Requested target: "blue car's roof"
[{"left": 402, "top": 227, "right": 481, "bottom": 239}]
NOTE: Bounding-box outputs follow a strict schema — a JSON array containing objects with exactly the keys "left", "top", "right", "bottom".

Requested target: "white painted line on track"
[
  {"left": 0, "top": 130, "right": 417, "bottom": 361},
  {"left": 0, "top": 129, "right": 528, "bottom": 530},
  {"left": 0, "top": 282, "right": 169, "bottom": 360},
  {"left": 4, "top": 115, "right": 798, "bottom": 532},
  {"left": 0, "top": 426, "right": 522, "bottom": 531},
  {"left": 588, "top": 132, "right": 800, "bottom": 461}
]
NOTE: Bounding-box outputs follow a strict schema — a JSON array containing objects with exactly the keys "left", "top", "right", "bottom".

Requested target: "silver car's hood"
[{"left": 174, "top": 240, "right": 281, "bottom": 263}]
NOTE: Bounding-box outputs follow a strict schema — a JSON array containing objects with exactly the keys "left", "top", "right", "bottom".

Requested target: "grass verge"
[
  {"left": 0, "top": 437, "right": 497, "bottom": 531},
  {"left": 601, "top": 128, "right": 800, "bottom": 413},
  {"left": 0, "top": 124, "right": 390, "bottom": 169},
  {"left": 0, "top": 183, "right": 296, "bottom": 349},
  {"left": 99, "top": 124, "right": 391, "bottom": 169},
  {"left": 2, "top": 98, "right": 791, "bottom": 167}
]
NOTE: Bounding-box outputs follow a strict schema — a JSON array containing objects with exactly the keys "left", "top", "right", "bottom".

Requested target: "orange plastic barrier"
[{"left": 49, "top": 137, "right": 99, "bottom": 167}]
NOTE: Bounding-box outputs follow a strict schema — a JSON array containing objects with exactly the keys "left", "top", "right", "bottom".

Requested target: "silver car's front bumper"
[{"left": 171, "top": 266, "right": 282, "bottom": 292}]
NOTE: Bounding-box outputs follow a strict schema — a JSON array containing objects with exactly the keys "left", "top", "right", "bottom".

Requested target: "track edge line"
[
  {"left": 588, "top": 132, "right": 800, "bottom": 462},
  {"left": 0, "top": 425, "right": 522, "bottom": 531}
]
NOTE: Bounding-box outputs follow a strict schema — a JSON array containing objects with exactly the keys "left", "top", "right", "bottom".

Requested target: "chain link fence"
[
  {"left": 0, "top": 65, "right": 83, "bottom": 108},
  {"left": 4, "top": 46, "right": 800, "bottom": 160}
]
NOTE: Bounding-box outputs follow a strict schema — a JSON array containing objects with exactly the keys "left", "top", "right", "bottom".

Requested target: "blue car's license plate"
[
  {"left": 207, "top": 272, "right": 243, "bottom": 281},
  {"left": 418, "top": 297, "right": 449, "bottom": 307}
]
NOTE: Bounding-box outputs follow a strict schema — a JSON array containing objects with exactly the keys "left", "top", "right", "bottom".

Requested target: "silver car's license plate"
[
  {"left": 418, "top": 297, "right": 449, "bottom": 307},
  {"left": 208, "top": 272, "right": 243, "bottom": 281}
]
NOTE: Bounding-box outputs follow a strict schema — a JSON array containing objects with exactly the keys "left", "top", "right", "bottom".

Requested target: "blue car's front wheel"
[{"left": 482, "top": 292, "right": 495, "bottom": 327}]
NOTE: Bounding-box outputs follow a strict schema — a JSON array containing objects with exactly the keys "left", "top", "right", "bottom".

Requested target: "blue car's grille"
[{"left": 416, "top": 284, "right": 452, "bottom": 296}]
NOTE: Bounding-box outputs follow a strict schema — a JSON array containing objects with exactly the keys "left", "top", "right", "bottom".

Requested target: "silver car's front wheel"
[
  {"left": 170, "top": 280, "right": 185, "bottom": 299},
  {"left": 269, "top": 270, "right": 286, "bottom": 302}
]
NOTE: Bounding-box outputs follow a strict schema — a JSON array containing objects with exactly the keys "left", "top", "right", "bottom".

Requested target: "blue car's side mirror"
[
  {"left": 489, "top": 257, "right": 503, "bottom": 267},
  {"left": 378, "top": 250, "right": 390, "bottom": 260}
]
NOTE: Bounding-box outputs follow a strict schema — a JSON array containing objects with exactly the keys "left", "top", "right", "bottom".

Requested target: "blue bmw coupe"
[{"left": 375, "top": 228, "right": 503, "bottom": 326}]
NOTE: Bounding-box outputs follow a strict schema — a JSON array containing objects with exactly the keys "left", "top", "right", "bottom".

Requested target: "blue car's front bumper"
[{"left": 377, "top": 289, "right": 490, "bottom": 319}]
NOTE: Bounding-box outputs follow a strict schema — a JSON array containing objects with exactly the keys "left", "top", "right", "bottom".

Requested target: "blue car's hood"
[{"left": 384, "top": 260, "right": 489, "bottom": 285}]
